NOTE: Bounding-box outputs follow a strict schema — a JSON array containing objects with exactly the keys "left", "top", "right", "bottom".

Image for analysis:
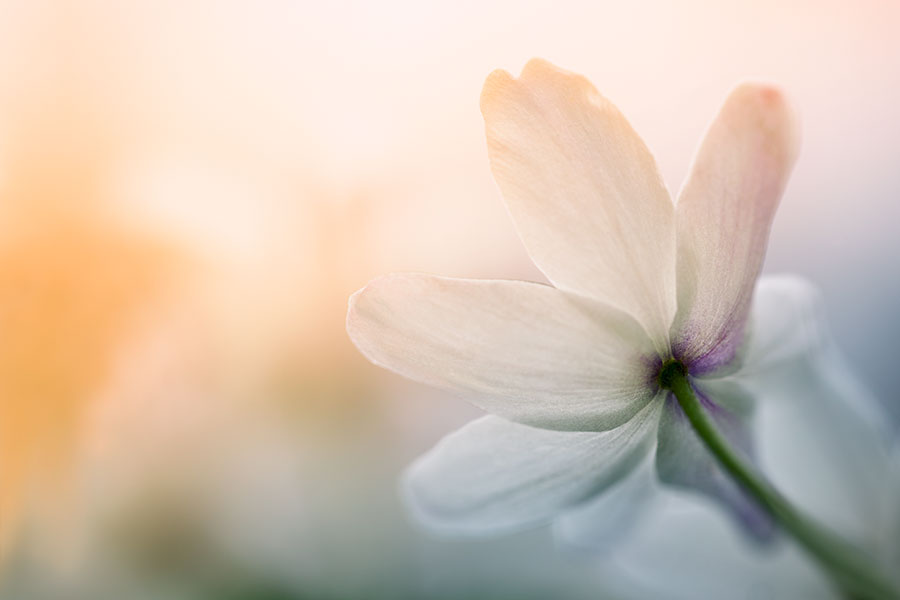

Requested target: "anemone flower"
[{"left": 347, "top": 60, "right": 897, "bottom": 598}]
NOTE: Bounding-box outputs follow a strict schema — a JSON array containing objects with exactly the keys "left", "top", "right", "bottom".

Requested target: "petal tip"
[
  {"left": 520, "top": 58, "right": 598, "bottom": 100},
  {"left": 479, "top": 68, "right": 516, "bottom": 114},
  {"left": 345, "top": 274, "right": 401, "bottom": 349},
  {"left": 725, "top": 81, "right": 801, "bottom": 159},
  {"left": 733, "top": 82, "right": 787, "bottom": 104},
  {"left": 520, "top": 57, "right": 561, "bottom": 79},
  {"left": 480, "top": 58, "right": 597, "bottom": 116},
  {"left": 345, "top": 282, "right": 372, "bottom": 351}
]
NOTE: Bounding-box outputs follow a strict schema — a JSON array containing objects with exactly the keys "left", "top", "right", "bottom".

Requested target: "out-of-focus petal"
[
  {"left": 481, "top": 59, "right": 676, "bottom": 352},
  {"left": 671, "top": 84, "right": 799, "bottom": 374},
  {"left": 736, "top": 275, "right": 889, "bottom": 438},
  {"left": 655, "top": 387, "right": 775, "bottom": 542},
  {"left": 747, "top": 354, "right": 893, "bottom": 549},
  {"left": 718, "top": 275, "right": 895, "bottom": 554},
  {"left": 732, "top": 276, "right": 829, "bottom": 378},
  {"left": 606, "top": 489, "right": 836, "bottom": 600},
  {"left": 347, "top": 273, "right": 657, "bottom": 432},
  {"left": 552, "top": 454, "right": 658, "bottom": 554},
  {"left": 402, "top": 398, "right": 664, "bottom": 535}
]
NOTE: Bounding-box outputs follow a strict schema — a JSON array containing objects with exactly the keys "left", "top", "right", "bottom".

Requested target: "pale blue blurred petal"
[
  {"left": 738, "top": 276, "right": 830, "bottom": 377},
  {"left": 736, "top": 275, "right": 887, "bottom": 434},
  {"left": 728, "top": 275, "right": 894, "bottom": 546},
  {"left": 751, "top": 356, "right": 893, "bottom": 550},
  {"left": 402, "top": 397, "right": 663, "bottom": 536}
]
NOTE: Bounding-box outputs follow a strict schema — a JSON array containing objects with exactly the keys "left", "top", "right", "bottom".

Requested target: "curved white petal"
[
  {"left": 347, "top": 273, "right": 658, "bottom": 432},
  {"left": 402, "top": 398, "right": 664, "bottom": 535},
  {"left": 671, "top": 84, "right": 799, "bottom": 374},
  {"left": 481, "top": 59, "right": 676, "bottom": 351}
]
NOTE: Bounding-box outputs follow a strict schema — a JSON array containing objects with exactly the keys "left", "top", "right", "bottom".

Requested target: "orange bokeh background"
[{"left": 0, "top": 1, "right": 898, "bottom": 597}]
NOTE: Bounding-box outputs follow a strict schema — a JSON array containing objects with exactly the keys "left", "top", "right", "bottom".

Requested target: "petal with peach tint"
[
  {"left": 481, "top": 59, "right": 676, "bottom": 352},
  {"left": 671, "top": 84, "right": 799, "bottom": 374}
]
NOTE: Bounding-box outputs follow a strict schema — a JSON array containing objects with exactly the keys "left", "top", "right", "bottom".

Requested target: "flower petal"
[
  {"left": 347, "top": 273, "right": 657, "bottom": 431},
  {"left": 671, "top": 84, "right": 799, "bottom": 374},
  {"left": 704, "top": 276, "right": 896, "bottom": 552},
  {"left": 402, "top": 399, "right": 664, "bottom": 535},
  {"left": 736, "top": 275, "right": 887, "bottom": 437},
  {"left": 729, "top": 276, "right": 829, "bottom": 377},
  {"left": 481, "top": 59, "right": 676, "bottom": 351},
  {"left": 655, "top": 385, "right": 776, "bottom": 542},
  {"left": 736, "top": 347, "right": 893, "bottom": 548},
  {"left": 729, "top": 275, "right": 889, "bottom": 453}
]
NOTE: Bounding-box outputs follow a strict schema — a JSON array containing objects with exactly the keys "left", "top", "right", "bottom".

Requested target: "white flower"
[{"left": 346, "top": 59, "right": 806, "bottom": 539}]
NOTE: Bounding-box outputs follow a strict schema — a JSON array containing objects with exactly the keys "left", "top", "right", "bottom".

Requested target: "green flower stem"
[{"left": 666, "top": 369, "right": 898, "bottom": 600}]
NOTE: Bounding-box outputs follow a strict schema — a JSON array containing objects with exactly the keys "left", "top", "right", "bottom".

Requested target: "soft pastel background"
[{"left": 0, "top": 1, "right": 898, "bottom": 598}]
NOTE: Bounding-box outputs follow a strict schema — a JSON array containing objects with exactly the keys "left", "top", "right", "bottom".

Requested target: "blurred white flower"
[{"left": 347, "top": 59, "right": 804, "bottom": 539}]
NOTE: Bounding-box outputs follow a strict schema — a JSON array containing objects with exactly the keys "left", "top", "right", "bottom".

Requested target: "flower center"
[{"left": 657, "top": 358, "right": 687, "bottom": 390}]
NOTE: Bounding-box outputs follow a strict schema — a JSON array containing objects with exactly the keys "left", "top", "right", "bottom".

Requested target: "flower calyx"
[{"left": 657, "top": 358, "right": 688, "bottom": 391}]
